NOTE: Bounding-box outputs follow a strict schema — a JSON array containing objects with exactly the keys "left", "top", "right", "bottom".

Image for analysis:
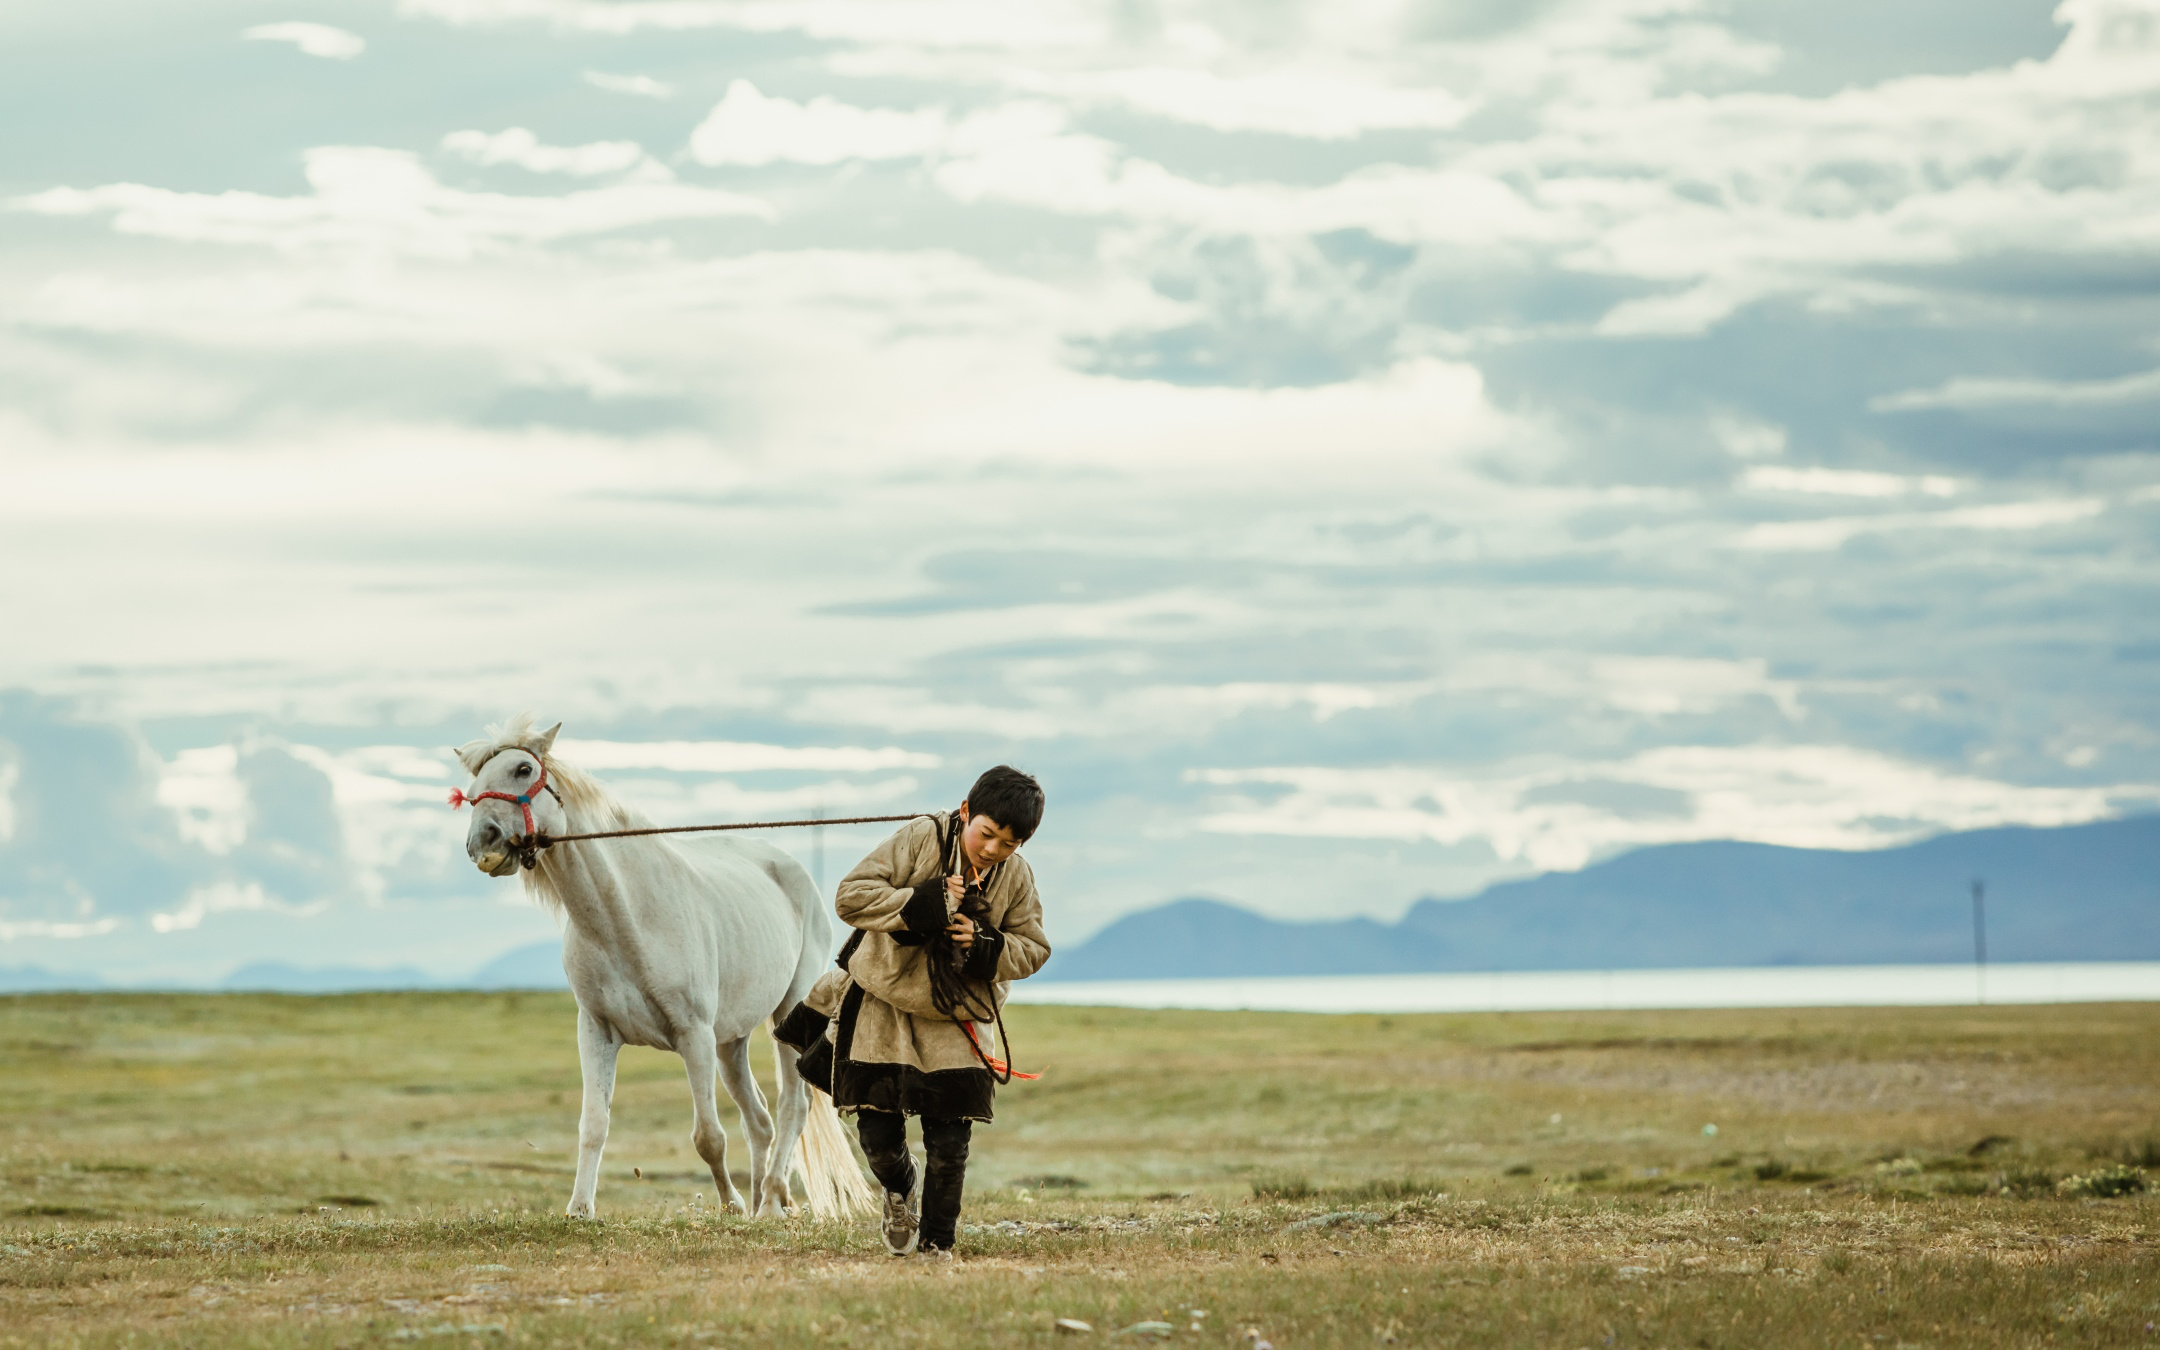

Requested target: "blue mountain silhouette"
[{"left": 1039, "top": 814, "right": 2160, "bottom": 980}]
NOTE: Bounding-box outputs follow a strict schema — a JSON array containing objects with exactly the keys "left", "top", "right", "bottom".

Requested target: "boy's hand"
[
  {"left": 947, "top": 913, "right": 976, "bottom": 949},
  {"left": 944, "top": 875, "right": 966, "bottom": 905}
]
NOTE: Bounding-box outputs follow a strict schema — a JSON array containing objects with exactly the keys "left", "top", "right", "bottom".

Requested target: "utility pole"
[{"left": 1971, "top": 879, "right": 1987, "bottom": 1005}]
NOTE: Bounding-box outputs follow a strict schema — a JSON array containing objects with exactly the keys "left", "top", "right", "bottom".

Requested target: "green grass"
[{"left": 2, "top": 993, "right": 2157, "bottom": 1346}]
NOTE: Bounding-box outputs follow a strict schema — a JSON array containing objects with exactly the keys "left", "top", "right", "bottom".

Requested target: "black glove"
[
  {"left": 959, "top": 924, "right": 1005, "bottom": 980},
  {"left": 899, "top": 875, "right": 949, "bottom": 944}
]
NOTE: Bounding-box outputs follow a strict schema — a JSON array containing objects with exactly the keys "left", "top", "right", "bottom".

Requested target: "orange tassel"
[{"left": 964, "top": 1022, "right": 1041, "bottom": 1080}]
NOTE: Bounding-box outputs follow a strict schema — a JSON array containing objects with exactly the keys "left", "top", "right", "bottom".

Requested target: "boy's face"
[{"left": 957, "top": 802, "right": 1023, "bottom": 872}]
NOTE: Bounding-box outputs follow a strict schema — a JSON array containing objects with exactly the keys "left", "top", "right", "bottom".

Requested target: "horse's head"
[{"left": 454, "top": 720, "right": 568, "bottom": 876}]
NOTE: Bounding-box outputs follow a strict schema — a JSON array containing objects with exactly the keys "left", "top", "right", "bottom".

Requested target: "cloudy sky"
[{"left": 3, "top": 0, "right": 2158, "bottom": 983}]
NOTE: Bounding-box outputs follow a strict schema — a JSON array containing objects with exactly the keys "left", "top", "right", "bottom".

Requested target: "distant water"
[{"left": 1009, "top": 963, "right": 2160, "bottom": 1014}]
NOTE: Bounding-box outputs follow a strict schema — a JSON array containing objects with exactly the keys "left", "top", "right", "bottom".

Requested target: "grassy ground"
[{"left": 1, "top": 992, "right": 2155, "bottom": 1347}]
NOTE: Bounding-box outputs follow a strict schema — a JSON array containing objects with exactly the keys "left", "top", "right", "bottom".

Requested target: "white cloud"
[
  {"left": 1871, "top": 366, "right": 2160, "bottom": 412},
  {"left": 18, "top": 147, "right": 771, "bottom": 259},
  {"left": 508, "top": 351, "right": 679, "bottom": 399},
  {"left": 398, "top": 0, "right": 1103, "bottom": 50},
  {"left": 1743, "top": 466, "right": 1959, "bottom": 498},
  {"left": 1118, "top": 682, "right": 1432, "bottom": 724},
  {"left": 156, "top": 745, "right": 248, "bottom": 854},
  {"left": 1191, "top": 745, "right": 2160, "bottom": 873},
  {"left": 1708, "top": 417, "right": 1788, "bottom": 460},
  {"left": 1740, "top": 497, "right": 2107, "bottom": 550},
  {"left": 0, "top": 917, "right": 123, "bottom": 941},
  {"left": 688, "top": 81, "right": 948, "bottom": 166},
  {"left": 583, "top": 70, "right": 676, "bottom": 98},
  {"left": 596, "top": 774, "right": 927, "bottom": 824},
  {"left": 1590, "top": 657, "right": 1804, "bottom": 720},
  {"left": 1937, "top": 499, "right": 2112, "bottom": 529},
  {"left": 1547, "top": 21, "right": 2160, "bottom": 330},
  {"left": 443, "top": 127, "right": 648, "bottom": 176},
  {"left": 242, "top": 22, "right": 366, "bottom": 60},
  {"left": 134, "top": 737, "right": 443, "bottom": 923},
  {"left": 1048, "top": 66, "right": 1475, "bottom": 139},
  {"left": 901, "top": 354, "right": 1509, "bottom": 475},
  {"left": 739, "top": 0, "right": 2128, "bottom": 323},
  {"left": 1075, "top": 666, "right": 1804, "bottom": 746},
  {"left": 403, "top": 0, "right": 2160, "bottom": 336},
  {"left": 785, "top": 687, "right": 1073, "bottom": 740},
  {"left": 280, "top": 745, "right": 483, "bottom": 903},
  {"left": 931, "top": 104, "right": 1551, "bottom": 244},
  {"left": 556, "top": 738, "right": 938, "bottom": 772},
  {"left": 6, "top": 223, "right": 1499, "bottom": 471},
  {"left": 1425, "top": 655, "right": 1802, "bottom": 721},
  {"left": 150, "top": 881, "right": 320, "bottom": 934}
]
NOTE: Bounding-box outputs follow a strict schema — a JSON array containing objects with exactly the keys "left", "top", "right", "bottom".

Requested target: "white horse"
[{"left": 456, "top": 714, "right": 872, "bottom": 1220}]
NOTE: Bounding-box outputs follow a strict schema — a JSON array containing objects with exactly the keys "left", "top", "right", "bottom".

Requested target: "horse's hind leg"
[
  {"left": 762, "top": 1036, "right": 810, "bottom": 1216},
  {"left": 681, "top": 1033, "right": 749, "bottom": 1214},
  {"left": 567, "top": 1006, "right": 621, "bottom": 1219},
  {"left": 716, "top": 1036, "right": 780, "bottom": 1215}
]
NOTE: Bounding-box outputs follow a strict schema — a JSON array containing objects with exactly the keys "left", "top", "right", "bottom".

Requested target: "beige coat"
[{"left": 806, "top": 813, "right": 1050, "bottom": 1079}]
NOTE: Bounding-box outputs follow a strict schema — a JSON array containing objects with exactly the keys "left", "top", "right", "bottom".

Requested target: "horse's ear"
[
  {"left": 528, "top": 721, "right": 563, "bottom": 757},
  {"left": 454, "top": 739, "right": 494, "bottom": 775}
]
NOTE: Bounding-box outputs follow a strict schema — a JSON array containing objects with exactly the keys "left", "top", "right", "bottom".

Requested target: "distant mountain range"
[
  {"left": 216, "top": 941, "right": 570, "bottom": 992},
  {"left": 1039, "top": 814, "right": 2160, "bottom": 980},
  {"left": 0, "top": 964, "right": 107, "bottom": 993},
  {"left": 0, "top": 941, "right": 570, "bottom": 995},
  {"left": 4, "top": 815, "right": 2152, "bottom": 993}
]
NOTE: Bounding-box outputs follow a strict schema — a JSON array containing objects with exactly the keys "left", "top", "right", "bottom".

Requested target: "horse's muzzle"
[{"left": 475, "top": 838, "right": 544, "bottom": 876}]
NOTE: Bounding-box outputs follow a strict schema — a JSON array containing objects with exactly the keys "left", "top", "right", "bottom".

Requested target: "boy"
[{"left": 775, "top": 766, "right": 1050, "bottom": 1257}]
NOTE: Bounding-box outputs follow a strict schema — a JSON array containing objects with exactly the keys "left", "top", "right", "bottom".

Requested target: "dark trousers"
[{"left": 856, "top": 1111, "right": 973, "bottom": 1250}]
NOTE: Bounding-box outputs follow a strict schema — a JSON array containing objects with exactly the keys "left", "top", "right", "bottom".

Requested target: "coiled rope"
[{"left": 919, "top": 816, "right": 1037, "bottom": 1084}]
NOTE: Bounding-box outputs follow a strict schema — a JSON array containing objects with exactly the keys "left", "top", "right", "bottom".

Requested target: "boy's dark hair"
[{"left": 965, "top": 765, "right": 1044, "bottom": 842}]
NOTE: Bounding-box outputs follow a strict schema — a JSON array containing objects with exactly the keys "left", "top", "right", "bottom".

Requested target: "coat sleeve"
[
  {"left": 835, "top": 817, "right": 947, "bottom": 938},
  {"left": 990, "top": 863, "right": 1051, "bottom": 983}
]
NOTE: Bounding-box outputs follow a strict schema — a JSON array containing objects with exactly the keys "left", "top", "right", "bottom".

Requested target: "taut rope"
[
  {"left": 538, "top": 813, "right": 924, "bottom": 845},
  {"left": 461, "top": 783, "right": 1039, "bottom": 1080}
]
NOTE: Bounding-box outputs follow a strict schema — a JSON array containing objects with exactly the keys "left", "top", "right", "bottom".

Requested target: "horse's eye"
[{"left": 514, "top": 763, "right": 531, "bottom": 777}]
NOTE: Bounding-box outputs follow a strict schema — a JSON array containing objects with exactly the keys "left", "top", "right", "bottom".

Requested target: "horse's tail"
[{"left": 793, "top": 1082, "right": 876, "bottom": 1220}]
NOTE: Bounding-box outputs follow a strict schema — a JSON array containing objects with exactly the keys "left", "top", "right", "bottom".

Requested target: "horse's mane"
[{"left": 472, "top": 712, "right": 650, "bottom": 916}]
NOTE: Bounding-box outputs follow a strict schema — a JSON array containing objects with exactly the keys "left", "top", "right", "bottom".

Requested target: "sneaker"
[
  {"left": 918, "top": 1244, "right": 954, "bottom": 1263},
  {"left": 881, "top": 1152, "right": 922, "bottom": 1256}
]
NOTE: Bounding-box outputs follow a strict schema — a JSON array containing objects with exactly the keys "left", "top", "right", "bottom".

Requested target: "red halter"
[{"left": 448, "top": 748, "right": 552, "bottom": 839}]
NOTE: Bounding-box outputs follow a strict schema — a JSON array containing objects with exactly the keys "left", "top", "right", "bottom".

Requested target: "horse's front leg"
[
  {"left": 567, "top": 1007, "right": 621, "bottom": 1219},
  {"left": 716, "top": 1036, "right": 780, "bottom": 1215},
  {"left": 681, "top": 1033, "right": 749, "bottom": 1214}
]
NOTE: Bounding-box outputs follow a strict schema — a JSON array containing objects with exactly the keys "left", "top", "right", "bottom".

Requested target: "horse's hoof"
[{"left": 756, "top": 1189, "right": 795, "bottom": 1218}]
